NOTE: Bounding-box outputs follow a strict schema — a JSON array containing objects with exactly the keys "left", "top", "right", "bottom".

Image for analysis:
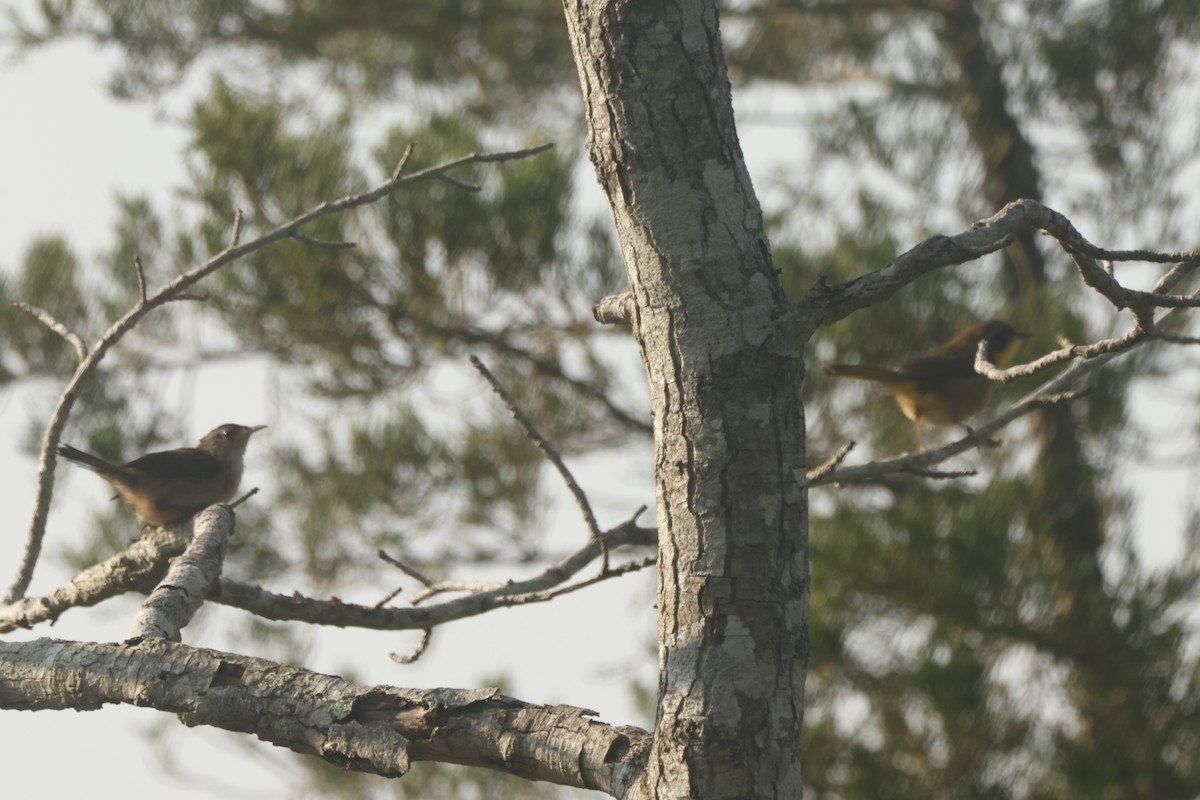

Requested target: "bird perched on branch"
[
  {"left": 57, "top": 423, "right": 267, "bottom": 526},
  {"left": 822, "top": 320, "right": 1026, "bottom": 450}
]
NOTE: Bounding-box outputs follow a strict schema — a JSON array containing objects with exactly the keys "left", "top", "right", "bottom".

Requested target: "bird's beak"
[{"left": 247, "top": 425, "right": 268, "bottom": 435}]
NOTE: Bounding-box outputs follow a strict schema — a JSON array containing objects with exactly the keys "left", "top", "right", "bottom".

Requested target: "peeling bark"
[
  {"left": 563, "top": 2, "right": 809, "bottom": 797},
  {"left": 0, "top": 637, "right": 649, "bottom": 794}
]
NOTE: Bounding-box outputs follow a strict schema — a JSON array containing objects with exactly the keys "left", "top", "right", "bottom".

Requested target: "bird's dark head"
[
  {"left": 197, "top": 423, "right": 267, "bottom": 460},
  {"left": 977, "top": 320, "right": 1028, "bottom": 368}
]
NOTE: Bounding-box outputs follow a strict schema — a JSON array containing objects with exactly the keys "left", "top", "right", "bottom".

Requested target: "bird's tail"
[
  {"left": 57, "top": 444, "right": 123, "bottom": 477},
  {"left": 822, "top": 364, "right": 904, "bottom": 385}
]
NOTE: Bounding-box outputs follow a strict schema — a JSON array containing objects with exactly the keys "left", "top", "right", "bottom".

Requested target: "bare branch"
[
  {"left": 377, "top": 550, "right": 435, "bottom": 588},
  {"left": 11, "top": 301, "right": 88, "bottom": 362},
  {"left": 0, "top": 637, "right": 648, "bottom": 795},
  {"left": 805, "top": 441, "right": 856, "bottom": 483},
  {"left": 391, "top": 142, "right": 416, "bottom": 180},
  {"left": 1152, "top": 261, "right": 1199, "bottom": 295},
  {"left": 228, "top": 209, "right": 244, "bottom": 248},
  {"left": 805, "top": 199, "right": 1200, "bottom": 328},
  {"left": 437, "top": 173, "right": 482, "bottom": 192},
  {"left": 229, "top": 487, "right": 259, "bottom": 510},
  {"left": 0, "top": 525, "right": 191, "bottom": 633},
  {"left": 801, "top": 229, "right": 1013, "bottom": 327},
  {"left": 974, "top": 311, "right": 1158, "bottom": 383},
  {"left": 5, "top": 141, "right": 554, "bottom": 603},
  {"left": 907, "top": 466, "right": 979, "bottom": 480},
  {"left": 0, "top": 515, "right": 655, "bottom": 635},
  {"left": 212, "top": 519, "right": 655, "bottom": 631},
  {"left": 390, "top": 629, "right": 432, "bottom": 665},
  {"left": 133, "top": 256, "right": 148, "bottom": 305},
  {"left": 470, "top": 355, "right": 609, "bottom": 573},
  {"left": 126, "top": 505, "right": 233, "bottom": 642},
  {"left": 288, "top": 230, "right": 356, "bottom": 249},
  {"left": 812, "top": 389, "right": 1088, "bottom": 487},
  {"left": 503, "top": 555, "right": 656, "bottom": 606}
]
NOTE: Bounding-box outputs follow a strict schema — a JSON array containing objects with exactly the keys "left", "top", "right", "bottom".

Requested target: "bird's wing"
[
  {"left": 125, "top": 448, "right": 222, "bottom": 481},
  {"left": 896, "top": 353, "right": 980, "bottom": 381}
]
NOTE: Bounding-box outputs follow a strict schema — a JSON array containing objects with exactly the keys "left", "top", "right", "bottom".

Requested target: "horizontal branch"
[
  {"left": 803, "top": 199, "right": 1200, "bottom": 329},
  {"left": 216, "top": 520, "right": 656, "bottom": 630},
  {"left": 0, "top": 637, "right": 648, "bottom": 795},
  {"left": 0, "top": 512, "right": 656, "bottom": 635},
  {"left": 810, "top": 388, "right": 1087, "bottom": 487}
]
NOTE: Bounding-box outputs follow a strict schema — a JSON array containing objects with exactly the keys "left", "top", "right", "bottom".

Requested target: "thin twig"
[
  {"left": 288, "top": 230, "right": 355, "bottom": 249},
  {"left": 229, "top": 487, "right": 259, "bottom": 510},
  {"left": 805, "top": 441, "right": 855, "bottom": 483},
  {"left": 164, "top": 290, "right": 207, "bottom": 303},
  {"left": 469, "top": 355, "right": 610, "bottom": 574},
  {"left": 410, "top": 580, "right": 506, "bottom": 605},
  {"left": 208, "top": 518, "right": 655, "bottom": 633},
  {"left": 906, "top": 466, "right": 978, "bottom": 480},
  {"left": 228, "top": 209, "right": 244, "bottom": 248},
  {"left": 390, "top": 628, "right": 432, "bottom": 665},
  {"left": 813, "top": 388, "right": 1089, "bottom": 488},
  {"left": 391, "top": 142, "right": 416, "bottom": 181},
  {"left": 372, "top": 585, "right": 405, "bottom": 610},
  {"left": 133, "top": 256, "right": 148, "bottom": 306},
  {"left": 377, "top": 550, "right": 436, "bottom": 587},
  {"left": 437, "top": 174, "right": 482, "bottom": 192},
  {"left": 1151, "top": 261, "right": 1199, "bottom": 295},
  {"left": 11, "top": 301, "right": 88, "bottom": 362},
  {"left": 973, "top": 317, "right": 1152, "bottom": 383},
  {"left": 503, "top": 555, "right": 656, "bottom": 606}
]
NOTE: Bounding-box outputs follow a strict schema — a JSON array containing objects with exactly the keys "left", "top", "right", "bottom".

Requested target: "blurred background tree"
[{"left": 4, "top": 1, "right": 1199, "bottom": 797}]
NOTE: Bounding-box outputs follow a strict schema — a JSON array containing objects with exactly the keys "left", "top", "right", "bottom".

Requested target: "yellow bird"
[{"left": 822, "top": 320, "right": 1026, "bottom": 449}]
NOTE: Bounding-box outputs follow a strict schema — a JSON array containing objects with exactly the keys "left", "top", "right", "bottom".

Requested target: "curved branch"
[{"left": 804, "top": 199, "right": 1200, "bottom": 329}]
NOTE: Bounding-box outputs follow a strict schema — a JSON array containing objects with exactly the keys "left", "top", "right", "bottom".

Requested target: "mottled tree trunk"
[{"left": 562, "top": 2, "right": 810, "bottom": 797}]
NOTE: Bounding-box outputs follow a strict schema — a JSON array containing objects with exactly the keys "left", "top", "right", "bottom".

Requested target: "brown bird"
[
  {"left": 57, "top": 423, "right": 267, "bottom": 526},
  {"left": 823, "top": 320, "right": 1026, "bottom": 449}
]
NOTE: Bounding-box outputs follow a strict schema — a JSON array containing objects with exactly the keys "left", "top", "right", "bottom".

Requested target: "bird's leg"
[{"left": 914, "top": 420, "right": 926, "bottom": 452}]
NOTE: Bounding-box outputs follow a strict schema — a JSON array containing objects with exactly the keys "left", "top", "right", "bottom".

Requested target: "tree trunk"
[{"left": 562, "top": 2, "right": 809, "bottom": 797}]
